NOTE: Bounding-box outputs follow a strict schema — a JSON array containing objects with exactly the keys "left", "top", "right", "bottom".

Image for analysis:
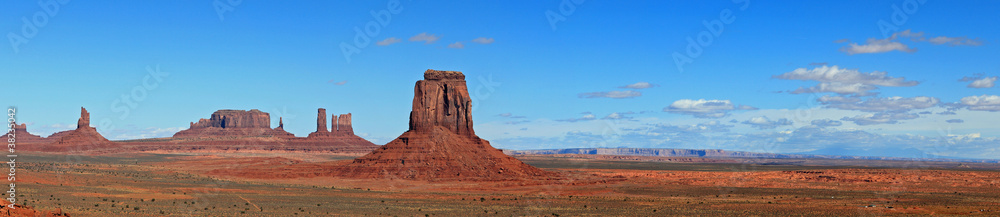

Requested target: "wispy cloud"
[
  {"left": 617, "top": 82, "right": 659, "bottom": 89},
  {"left": 741, "top": 116, "right": 793, "bottom": 129},
  {"left": 946, "top": 119, "right": 965, "bottom": 123},
  {"left": 556, "top": 113, "right": 596, "bottom": 122},
  {"left": 471, "top": 37, "right": 495, "bottom": 44},
  {"left": 448, "top": 42, "right": 464, "bottom": 49},
  {"left": 823, "top": 96, "right": 939, "bottom": 112},
  {"left": 578, "top": 90, "right": 641, "bottom": 99},
  {"left": 810, "top": 119, "right": 843, "bottom": 127},
  {"left": 841, "top": 111, "right": 919, "bottom": 125},
  {"left": 409, "top": 32, "right": 440, "bottom": 44},
  {"left": 838, "top": 29, "right": 983, "bottom": 54},
  {"left": 775, "top": 65, "right": 918, "bottom": 96},
  {"left": 376, "top": 37, "right": 401, "bottom": 46}
]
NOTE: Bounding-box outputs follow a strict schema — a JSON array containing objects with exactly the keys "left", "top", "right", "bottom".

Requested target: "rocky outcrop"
[
  {"left": 334, "top": 70, "right": 554, "bottom": 181},
  {"left": 308, "top": 110, "right": 357, "bottom": 137},
  {"left": 1, "top": 123, "right": 48, "bottom": 143},
  {"left": 173, "top": 109, "right": 283, "bottom": 138},
  {"left": 52, "top": 107, "right": 110, "bottom": 146},
  {"left": 336, "top": 113, "right": 353, "bottom": 135},
  {"left": 408, "top": 70, "right": 475, "bottom": 136}
]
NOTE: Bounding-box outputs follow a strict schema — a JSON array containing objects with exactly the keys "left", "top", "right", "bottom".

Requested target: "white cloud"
[
  {"left": 663, "top": 99, "right": 755, "bottom": 118},
  {"left": 946, "top": 119, "right": 965, "bottom": 123},
  {"left": 741, "top": 116, "right": 793, "bottom": 129},
  {"left": 825, "top": 96, "right": 939, "bottom": 112},
  {"left": 471, "top": 37, "right": 494, "bottom": 44},
  {"left": 409, "top": 32, "right": 440, "bottom": 44},
  {"left": 618, "top": 82, "right": 659, "bottom": 89},
  {"left": 968, "top": 77, "right": 997, "bottom": 88},
  {"left": 448, "top": 42, "right": 464, "bottom": 49},
  {"left": 578, "top": 90, "right": 641, "bottom": 99},
  {"left": 774, "top": 65, "right": 918, "bottom": 87},
  {"left": 376, "top": 37, "right": 401, "bottom": 46},
  {"left": 839, "top": 38, "right": 915, "bottom": 55},
  {"left": 841, "top": 112, "right": 919, "bottom": 125},
  {"left": 960, "top": 95, "right": 1000, "bottom": 112}
]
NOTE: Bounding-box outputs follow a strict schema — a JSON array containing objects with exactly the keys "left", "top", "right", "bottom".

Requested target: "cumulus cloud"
[
  {"left": 809, "top": 62, "right": 828, "bottom": 66},
  {"left": 448, "top": 42, "right": 464, "bottom": 49},
  {"left": 578, "top": 90, "right": 641, "bottom": 99},
  {"left": 663, "top": 99, "right": 755, "bottom": 118},
  {"left": 741, "top": 116, "right": 793, "bottom": 129},
  {"left": 811, "top": 119, "right": 843, "bottom": 127},
  {"left": 824, "top": 96, "right": 939, "bottom": 112},
  {"left": 409, "top": 32, "right": 440, "bottom": 44},
  {"left": 959, "top": 74, "right": 997, "bottom": 88},
  {"left": 841, "top": 112, "right": 919, "bottom": 125},
  {"left": 960, "top": 95, "right": 1000, "bottom": 111},
  {"left": 946, "top": 119, "right": 964, "bottom": 123},
  {"left": 376, "top": 37, "right": 401, "bottom": 46},
  {"left": 471, "top": 37, "right": 494, "bottom": 44},
  {"left": 618, "top": 82, "right": 659, "bottom": 89}
]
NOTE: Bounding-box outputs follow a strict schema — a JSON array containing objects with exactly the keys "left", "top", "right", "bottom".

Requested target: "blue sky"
[{"left": 3, "top": 1, "right": 999, "bottom": 159}]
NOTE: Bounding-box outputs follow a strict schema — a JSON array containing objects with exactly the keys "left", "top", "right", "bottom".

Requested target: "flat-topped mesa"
[
  {"left": 316, "top": 108, "right": 328, "bottom": 133},
  {"left": 188, "top": 109, "right": 270, "bottom": 129},
  {"left": 336, "top": 113, "right": 353, "bottom": 135},
  {"left": 174, "top": 109, "right": 283, "bottom": 138},
  {"left": 1, "top": 122, "right": 47, "bottom": 143},
  {"left": 77, "top": 107, "right": 90, "bottom": 128},
  {"left": 408, "top": 69, "right": 475, "bottom": 137}
]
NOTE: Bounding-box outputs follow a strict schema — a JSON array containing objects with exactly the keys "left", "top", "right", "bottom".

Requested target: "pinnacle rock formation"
[
  {"left": 53, "top": 107, "right": 109, "bottom": 145},
  {"left": 334, "top": 70, "right": 554, "bottom": 181},
  {"left": 173, "top": 109, "right": 284, "bottom": 138},
  {"left": 316, "top": 108, "right": 329, "bottom": 133}
]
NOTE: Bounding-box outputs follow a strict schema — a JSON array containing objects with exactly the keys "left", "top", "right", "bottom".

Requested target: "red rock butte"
[
  {"left": 333, "top": 69, "right": 556, "bottom": 181},
  {"left": 173, "top": 109, "right": 294, "bottom": 138}
]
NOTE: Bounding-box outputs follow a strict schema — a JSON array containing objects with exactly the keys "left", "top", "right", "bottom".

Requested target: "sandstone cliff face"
[
  {"left": 335, "top": 70, "right": 554, "bottom": 181},
  {"left": 308, "top": 110, "right": 357, "bottom": 137},
  {"left": 408, "top": 70, "right": 475, "bottom": 137}
]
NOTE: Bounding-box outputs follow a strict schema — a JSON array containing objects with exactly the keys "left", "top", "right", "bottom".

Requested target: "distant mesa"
[
  {"left": 333, "top": 69, "right": 556, "bottom": 180},
  {"left": 2, "top": 122, "right": 48, "bottom": 143},
  {"left": 173, "top": 109, "right": 293, "bottom": 138}
]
